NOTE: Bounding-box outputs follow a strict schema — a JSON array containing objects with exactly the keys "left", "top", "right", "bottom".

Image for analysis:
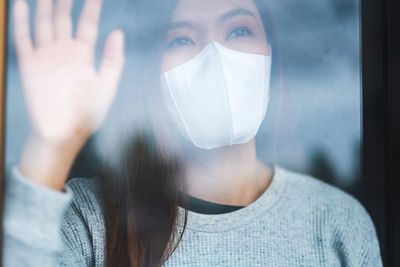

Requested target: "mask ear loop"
[
  {"left": 258, "top": 40, "right": 279, "bottom": 170},
  {"left": 260, "top": 45, "right": 272, "bottom": 125},
  {"left": 255, "top": 44, "right": 274, "bottom": 169}
]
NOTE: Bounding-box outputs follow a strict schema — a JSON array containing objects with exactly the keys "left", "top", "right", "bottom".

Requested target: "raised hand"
[
  {"left": 12, "top": 0, "right": 125, "bottom": 191},
  {"left": 13, "top": 0, "right": 125, "bottom": 146}
]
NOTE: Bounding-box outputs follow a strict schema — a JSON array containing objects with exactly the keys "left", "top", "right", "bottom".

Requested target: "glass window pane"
[{"left": 3, "top": 0, "right": 383, "bottom": 266}]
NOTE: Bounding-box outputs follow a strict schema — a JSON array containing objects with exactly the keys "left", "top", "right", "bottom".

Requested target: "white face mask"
[{"left": 161, "top": 41, "right": 272, "bottom": 150}]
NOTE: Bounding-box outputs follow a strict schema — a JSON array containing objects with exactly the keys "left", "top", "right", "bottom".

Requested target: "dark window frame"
[{"left": 361, "top": 0, "right": 400, "bottom": 266}]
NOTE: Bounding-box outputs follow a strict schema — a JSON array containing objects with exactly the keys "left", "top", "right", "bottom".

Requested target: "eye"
[
  {"left": 166, "top": 37, "right": 196, "bottom": 49},
  {"left": 226, "top": 27, "right": 253, "bottom": 40}
]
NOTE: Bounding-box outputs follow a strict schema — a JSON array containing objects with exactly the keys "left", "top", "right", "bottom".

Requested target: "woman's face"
[{"left": 161, "top": 0, "right": 270, "bottom": 72}]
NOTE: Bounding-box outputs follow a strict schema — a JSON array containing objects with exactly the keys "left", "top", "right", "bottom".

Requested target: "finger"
[
  {"left": 76, "top": 0, "right": 103, "bottom": 46},
  {"left": 54, "top": 0, "right": 74, "bottom": 40},
  {"left": 34, "top": 0, "right": 54, "bottom": 46},
  {"left": 98, "top": 30, "right": 125, "bottom": 90},
  {"left": 13, "top": 0, "right": 34, "bottom": 60}
]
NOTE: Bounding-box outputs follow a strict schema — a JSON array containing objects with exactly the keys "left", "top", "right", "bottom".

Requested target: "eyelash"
[
  {"left": 166, "top": 37, "right": 195, "bottom": 49},
  {"left": 166, "top": 26, "right": 253, "bottom": 49},
  {"left": 226, "top": 26, "right": 253, "bottom": 40}
]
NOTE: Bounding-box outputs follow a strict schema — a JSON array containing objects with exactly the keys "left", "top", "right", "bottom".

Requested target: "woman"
[{"left": 4, "top": 0, "right": 382, "bottom": 266}]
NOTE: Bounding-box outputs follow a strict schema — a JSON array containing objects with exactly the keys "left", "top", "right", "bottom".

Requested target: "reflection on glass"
[{"left": 3, "top": 0, "right": 382, "bottom": 266}]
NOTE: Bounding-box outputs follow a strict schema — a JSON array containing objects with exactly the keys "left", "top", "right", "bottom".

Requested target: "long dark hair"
[{"left": 99, "top": 0, "right": 281, "bottom": 266}]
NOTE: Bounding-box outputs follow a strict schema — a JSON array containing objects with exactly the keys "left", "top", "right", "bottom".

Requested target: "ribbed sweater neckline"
[{"left": 177, "top": 165, "right": 288, "bottom": 233}]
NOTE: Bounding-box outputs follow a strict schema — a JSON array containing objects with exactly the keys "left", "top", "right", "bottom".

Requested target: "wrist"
[
  {"left": 28, "top": 129, "right": 90, "bottom": 150},
  {"left": 18, "top": 132, "right": 86, "bottom": 191}
]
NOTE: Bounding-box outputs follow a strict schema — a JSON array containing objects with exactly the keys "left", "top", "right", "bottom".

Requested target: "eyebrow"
[
  {"left": 220, "top": 8, "right": 256, "bottom": 22},
  {"left": 167, "top": 8, "right": 256, "bottom": 30}
]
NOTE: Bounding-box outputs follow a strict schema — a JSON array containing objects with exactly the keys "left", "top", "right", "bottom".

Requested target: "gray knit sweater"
[{"left": 3, "top": 165, "right": 383, "bottom": 266}]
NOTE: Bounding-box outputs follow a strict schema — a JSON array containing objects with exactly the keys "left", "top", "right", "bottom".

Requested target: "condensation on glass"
[{"left": 3, "top": 0, "right": 373, "bottom": 264}]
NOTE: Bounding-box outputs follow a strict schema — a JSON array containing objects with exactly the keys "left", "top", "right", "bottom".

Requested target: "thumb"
[{"left": 98, "top": 29, "right": 125, "bottom": 88}]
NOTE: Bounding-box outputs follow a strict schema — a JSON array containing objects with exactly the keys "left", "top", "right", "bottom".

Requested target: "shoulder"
[
  {"left": 62, "top": 177, "right": 105, "bottom": 239},
  {"left": 279, "top": 167, "right": 368, "bottom": 218},
  {"left": 60, "top": 177, "right": 106, "bottom": 265},
  {"left": 64, "top": 177, "right": 104, "bottom": 221},
  {"left": 278, "top": 167, "right": 382, "bottom": 265},
  {"left": 66, "top": 177, "right": 102, "bottom": 202}
]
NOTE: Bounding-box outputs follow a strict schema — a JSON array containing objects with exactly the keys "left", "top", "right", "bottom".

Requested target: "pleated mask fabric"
[{"left": 161, "top": 42, "right": 272, "bottom": 150}]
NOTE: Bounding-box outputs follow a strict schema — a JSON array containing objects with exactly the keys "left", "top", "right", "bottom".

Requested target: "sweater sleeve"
[{"left": 2, "top": 165, "right": 93, "bottom": 267}]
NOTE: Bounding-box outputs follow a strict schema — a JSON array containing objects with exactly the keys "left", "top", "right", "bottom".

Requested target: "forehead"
[{"left": 171, "top": 0, "right": 260, "bottom": 22}]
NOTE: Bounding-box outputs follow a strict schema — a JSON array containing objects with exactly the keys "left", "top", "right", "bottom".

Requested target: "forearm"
[
  {"left": 2, "top": 165, "right": 73, "bottom": 267},
  {"left": 18, "top": 133, "right": 87, "bottom": 191}
]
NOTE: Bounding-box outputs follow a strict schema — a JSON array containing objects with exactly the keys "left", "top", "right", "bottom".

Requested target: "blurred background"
[{"left": 4, "top": 0, "right": 384, "bottom": 258}]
